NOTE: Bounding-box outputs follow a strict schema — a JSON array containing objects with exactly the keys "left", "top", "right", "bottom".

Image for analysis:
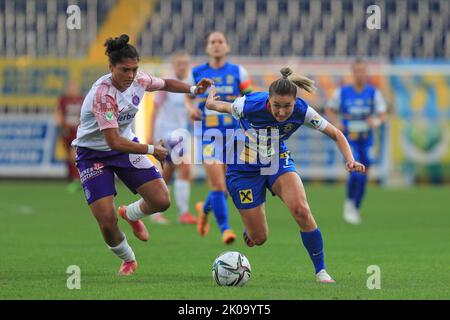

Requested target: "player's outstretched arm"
[
  {"left": 102, "top": 128, "right": 168, "bottom": 159},
  {"left": 184, "top": 95, "right": 202, "bottom": 121},
  {"left": 162, "top": 78, "right": 214, "bottom": 95},
  {"left": 205, "top": 85, "right": 232, "bottom": 114},
  {"left": 321, "top": 123, "right": 366, "bottom": 173}
]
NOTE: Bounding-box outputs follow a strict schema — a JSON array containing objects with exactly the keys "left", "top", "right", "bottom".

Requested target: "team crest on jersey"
[
  {"left": 310, "top": 115, "right": 321, "bottom": 128},
  {"left": 283, "top": 123, "right": 294, "bottom": 132},
  {"left": 132, "top": 95, "right": 140, "bottom": 106},
  {"left": 226, "top": 75, "right": 234, "bottom": 84},
  {"left": 239, "top": 189, "right": 253, "bottom": 204},
  {"left": 105, "top": 111, "right": 115, "bottom": 121}
]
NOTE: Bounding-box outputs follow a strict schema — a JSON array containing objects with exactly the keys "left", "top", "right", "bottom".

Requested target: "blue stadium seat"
[{"left": 2, "top": 0, "right": 446, "bottom": 58}]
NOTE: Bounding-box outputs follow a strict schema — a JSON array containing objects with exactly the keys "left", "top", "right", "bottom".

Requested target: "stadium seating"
[
  {"left": 0, "top": 0, "right": 448, "bottom": 58},
  {"left": 0, "top": 0, "right": 116, "bottom": 57},
  {"left": 136, "top": 0, "right": 449, "bottom": 58}
]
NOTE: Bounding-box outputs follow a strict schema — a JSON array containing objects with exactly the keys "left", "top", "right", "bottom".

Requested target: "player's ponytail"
[
  {"left": 270, "top": 67, "right": 316, "bottom": 98},
  {"left": 104, "top": 34, "right": 139, "bottom": 65}
]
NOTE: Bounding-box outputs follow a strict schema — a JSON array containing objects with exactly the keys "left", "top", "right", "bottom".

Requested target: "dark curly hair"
[{"left": 104, "top": 34, "right": 139, "bottom": 65}]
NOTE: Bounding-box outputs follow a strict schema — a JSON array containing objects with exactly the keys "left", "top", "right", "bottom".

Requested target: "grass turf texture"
[{"left": 0, "top": 181, "right": 449, "bottom": 300}]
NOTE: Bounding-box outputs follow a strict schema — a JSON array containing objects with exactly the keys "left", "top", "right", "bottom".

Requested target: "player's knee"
[
  {"left": 153, "top": 196, "right": 171, "bottom": 212},
  {"left": 159, "top": 199, "right": 171, "bottom": 212},
  {"left": 292, "top": 203, "right": 312, "bottom": 223}
]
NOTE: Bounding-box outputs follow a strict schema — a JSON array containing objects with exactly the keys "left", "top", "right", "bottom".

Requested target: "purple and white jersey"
[{"left": 72, "top": 70, "right": 165, "bottom": 151}]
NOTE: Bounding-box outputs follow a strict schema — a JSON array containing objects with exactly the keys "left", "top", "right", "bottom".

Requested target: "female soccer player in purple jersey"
[
  {"left": 72, "top": 34, "right": 212, "bottom": 275},
  {"left": 204, "top": 67, "right": 366, "bottom": 283}
]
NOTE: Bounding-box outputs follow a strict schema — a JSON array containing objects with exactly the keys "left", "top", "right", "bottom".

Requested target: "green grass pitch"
[{"left": 0, "top": 180, "right": 449, "bottom": 300}]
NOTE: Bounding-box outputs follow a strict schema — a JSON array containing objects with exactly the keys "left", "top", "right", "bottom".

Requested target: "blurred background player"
[
  {"left": 186, "top": 31, "right": 253, "bottom": 244},
  {"left": 148, "top": 51, "right": 197, "bottom": 225},
  {"left": 55, "top": 80, "right": 84, "bottom": 193},
  {"left": 72, "top": 34, "right": 212, "bottom": 275},
  {"left": 326, "top": 58, "right": 388, "bottom": 225},
  {"left": 204, "top": 67, "right": 366, "bottom": 283}
]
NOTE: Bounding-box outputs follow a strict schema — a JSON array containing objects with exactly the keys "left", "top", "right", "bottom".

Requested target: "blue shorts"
[
  {"left": 226, "top": 154, "right": 297, "bottom": 210},
  {"left": 349, "top": 141, "right": 372, "bottom": 167}
]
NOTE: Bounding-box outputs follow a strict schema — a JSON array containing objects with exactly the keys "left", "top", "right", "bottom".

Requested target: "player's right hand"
[
  {"left": 153, "top": 139, "right": 169, "bottom": 169},
  {"left": 195, "top": 78, "right": 214, "bottom": 94},
  {"left": 345, "top": 160, "right": 366, "bottom": 173}
]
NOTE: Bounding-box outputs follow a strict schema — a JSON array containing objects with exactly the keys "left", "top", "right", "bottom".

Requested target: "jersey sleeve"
[
  {"left": 238, "top": 65, "right": 253, "bottom": 95},
  {"left": 231, "top": 96, "right": 246, "bottom": 120},
  {"left": 92, "top": 88, "right": 119, "bottom": 131},
  {"left": 326, "top": 88, "right": 341, "bottom": 111},
  {"left": 136, "top": 71, "right": 166, "bottom": 92},
  {"left": 374, "top": 89, "right": 387, "bottom": 114},
  {"left": 304, "top": 106, "right": 328, "bottom": 132}
]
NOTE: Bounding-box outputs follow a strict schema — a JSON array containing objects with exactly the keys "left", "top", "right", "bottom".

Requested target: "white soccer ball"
[{"left": 212, "top": 251, "right": 251, "bottom": 286}]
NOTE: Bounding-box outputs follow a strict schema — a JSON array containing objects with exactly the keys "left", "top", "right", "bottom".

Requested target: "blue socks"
[
  {"left": 301, "top": 228, "right": 325, "bottom": 274},
  {"left": 346, "top": 172, "right": 368, "bottom": 209},
  {"left": 203, "top": 193, "right": 213, "bottom": 213},
  {"left": 354, "top": 174, "right": 367, "bottom": 209},
  {"left": 205, "top": 191, "right": 230, "bottom": 233}
]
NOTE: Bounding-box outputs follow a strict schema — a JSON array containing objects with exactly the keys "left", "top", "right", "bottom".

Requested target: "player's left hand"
[
  {"left": 205, "top": 85, "right": 220, "bottom": 110},
  {"left": 345, "top": 160, "right": 366, "bottom": 173},
  {"left": 195, "top": 78, "right": 214, "bottom": 94},
  {"left": 153, "top": 139, "right": 168, "bottom": 170}
]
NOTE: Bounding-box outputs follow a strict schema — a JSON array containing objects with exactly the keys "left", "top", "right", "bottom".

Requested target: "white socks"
[
  {"left": 108, "top": 233, "right": 136, "bottom": 262},
  {"left": 174, "top": 179, "right": 190, "bottom": 215},
  {"left": 126, "top": 199, "right": 146, "bottom": 221}
]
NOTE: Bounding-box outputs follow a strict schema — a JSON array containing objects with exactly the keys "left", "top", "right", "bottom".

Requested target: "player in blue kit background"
[
  {"left": 326, "top": 58, "right": 387, "bottom": 225},
  {"left": 186, "top": 31, "right": 253, "bottom": 244},
  {"left": 204, "top": 67, "right": 366, "bottom": 283}
]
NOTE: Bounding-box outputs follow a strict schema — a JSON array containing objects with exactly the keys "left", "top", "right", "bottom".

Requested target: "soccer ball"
[{"left": 212, "top": 251, "right": 251, "bottom": 286}]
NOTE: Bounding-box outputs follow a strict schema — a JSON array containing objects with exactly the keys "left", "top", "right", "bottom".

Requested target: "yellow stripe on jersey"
[
  {"left": 205, "top": 115, "right": 219, "bottom": 127},
  {"left": 203, "top": 144, "right": 215, "bottom": 157},
  {"left": 239, "top": 146, "right": 257, "bottom": 164},
  {"left": 223, "top": 115, "right": 233, "bottom": 125}
]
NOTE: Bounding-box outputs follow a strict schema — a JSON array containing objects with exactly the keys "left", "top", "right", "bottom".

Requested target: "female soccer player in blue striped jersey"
[
  {"left": 204, "top": 67, "right": 366, "bottom": 283},
  {"left": 186, "top": 31, "right": 253, "bottom": 244},
  {"left": 326, "top": 58, "right": 387, "bottom": 224}
]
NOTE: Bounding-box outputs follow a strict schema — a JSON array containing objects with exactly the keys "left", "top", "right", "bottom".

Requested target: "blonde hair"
[
  {"left": 269, "top": 67, "right": 316, "bottom": 98},
  {"left": 279, "top": 67, "right": 316, "bottom": 93}
]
